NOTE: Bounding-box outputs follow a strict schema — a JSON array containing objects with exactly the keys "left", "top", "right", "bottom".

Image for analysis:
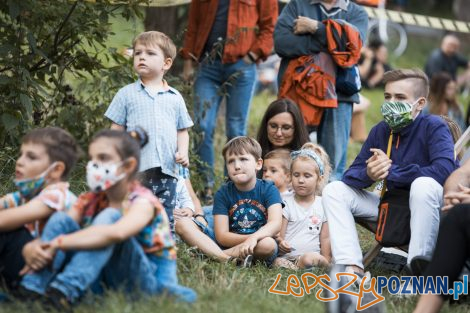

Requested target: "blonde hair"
[
  {"left": 264, "top": 149, "right": 291, "bottom": 174},
  {"left": 383, "top": 68, "right": 429, "bottom": 99},
  {"left": 291, "top": 142, "right": 332, "bottom": 194},
  {"left": 222, "top": 136, "right": 262, "bottom": 161},
  {"left": 133, "top": 31, "right": 177, "bottom": 60}
]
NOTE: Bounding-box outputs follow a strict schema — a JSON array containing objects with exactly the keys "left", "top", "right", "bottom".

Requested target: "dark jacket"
[{"left": 342, "top": 114, "right": 460, "bottom": 190}]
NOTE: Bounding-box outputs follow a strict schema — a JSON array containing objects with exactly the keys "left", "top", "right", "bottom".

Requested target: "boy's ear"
[
  {"left": 255, "top": 158, "right": 263, "bottom": 171},
  {"left": 49, "top": 161, "right": 66, "bottom": 180},
  {"left": 163, "top": 57, "right": 173, "bottom": 71}
]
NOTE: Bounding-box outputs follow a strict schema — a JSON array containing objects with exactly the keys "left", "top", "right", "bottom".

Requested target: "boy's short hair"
[
  {"left": 133, "top": 31, "right": 177, "bottom": 61},
  {"left": 383, "top": 68, "right": 429, "bottom": 99},
  {"left": 222, "top": 136, "right": 262, "bottom": 161},
  {"left": 264, "top": 149, "right": 291, "bottom": 173},
  {"left": 22, "top": 127, "right": 81, "bottom": 180}
]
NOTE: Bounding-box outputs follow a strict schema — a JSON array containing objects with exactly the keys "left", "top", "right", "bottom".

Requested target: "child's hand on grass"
[{"left": 175, "top": 152, "right": 189, "bottom": 167}]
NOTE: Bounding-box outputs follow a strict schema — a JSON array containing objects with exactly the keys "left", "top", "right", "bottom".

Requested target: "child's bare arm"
[
  {"left": 213, "top": 214, "right": 249, "bottom": 247},
  {"left": 47, "top": 198, "right": 154, "bottom": 252},
  {"left": 319, "top": 222, "right": 332, "bottom": 263},
  {"left": 110, "top": 123, "right": 125, "bottom": 131},
  {"left": 279, "top": 216, "right": 288, "bottom": 240},
  {"left": 249, "top": 203, "right": 282, "bottom": 242},
  {"left": 0, "top": 199, "right": 53, "bottom": 231},
  {"left": 278, "top": 217, "right": 293, "bottom": 255},
  {"left": 176, "top": 128, "right": 189, "bottom": 167}
]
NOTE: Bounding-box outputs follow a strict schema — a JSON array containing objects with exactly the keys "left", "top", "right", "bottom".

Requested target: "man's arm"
[
  {"left": 444, "top": 159, "right": 470, "bottom": 194},
  {"left": 247, "top": 0, "right": 278, "bottom": 61},
  {"left": 442, "top": 159, "right": 470, "bottom": 211},
  {"left": 274, "top": 1, "right": 325, "bottom": 58},
  {"left": 180, "top": 1, "right": 200, "bottom": 61}
]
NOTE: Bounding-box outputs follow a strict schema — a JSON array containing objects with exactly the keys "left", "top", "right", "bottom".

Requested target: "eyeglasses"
[{"left": 268, "top": 123, "right": 294, "bottom": 134}]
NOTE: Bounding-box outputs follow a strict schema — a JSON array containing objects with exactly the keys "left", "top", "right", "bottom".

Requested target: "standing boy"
[
  {"left": 176, "top": 137, "right": 282, "bottom": 265},
  {"left": 105, "top": 31, "right": 193, "bottom": 223}
]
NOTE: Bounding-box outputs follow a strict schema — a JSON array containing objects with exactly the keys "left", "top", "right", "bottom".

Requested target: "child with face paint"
[
  {"left": 273, "top": 143, "right": 332, "bottom": 270},
  {"left": 19, "top": 128, "right": 196, "bottom": 309},
  {"left": 0, "top": 127, "right": 80, "bottom": 291}
]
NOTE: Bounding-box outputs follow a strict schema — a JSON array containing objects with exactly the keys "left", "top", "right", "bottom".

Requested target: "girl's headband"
[{"left": 290, "top": 149, "right": 325, "bottom": 176}]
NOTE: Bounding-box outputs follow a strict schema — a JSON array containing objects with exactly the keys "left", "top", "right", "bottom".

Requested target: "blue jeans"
[
  {"left": 317, "top": 102, "right": 353, "bottom": 181},
  {"left": 194, "top": 58, "right": 257, "bottom": 186},
  {"left": 22, "top": 209, "right": 196, "bottom": 303},
  {"left": 192, "top": 206, "right": 216, "bottom": 242}
]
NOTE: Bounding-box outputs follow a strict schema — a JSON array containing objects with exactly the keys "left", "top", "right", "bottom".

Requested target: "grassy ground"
[{"left": 2, "top": 8, "right": 470, "bottom": 313}]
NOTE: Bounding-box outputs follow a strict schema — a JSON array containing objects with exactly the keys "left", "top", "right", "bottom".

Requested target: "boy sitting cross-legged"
[{"left": 176, "top": 136, "right": 283, "bottom": 266}]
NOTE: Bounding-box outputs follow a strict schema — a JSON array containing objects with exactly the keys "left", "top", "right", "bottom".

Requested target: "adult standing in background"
[
  {"left": 424, "top": 34, "right": 470, "bottom": 82},
  {"left": 181, "top": 0, "right": 278, "bottom": 202},
  {"left": 274, "top": 0, "right": 368, "bottom": 181}
]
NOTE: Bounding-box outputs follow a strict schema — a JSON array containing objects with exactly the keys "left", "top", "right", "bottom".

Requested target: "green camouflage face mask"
[{"left": 380, "top": 100, "right": 417, "bottom": 132}]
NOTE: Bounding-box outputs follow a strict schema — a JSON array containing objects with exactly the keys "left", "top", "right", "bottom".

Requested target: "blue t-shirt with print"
[{"left": 213, "top": 179, "right": 282, "bottom": 235}]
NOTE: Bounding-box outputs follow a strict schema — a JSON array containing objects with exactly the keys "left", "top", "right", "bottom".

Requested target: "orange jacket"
[
  {"left": 324, "top": 19, "right": 362, "bottom": 68},
  {"left": 180, "top": 0, "right": 278, "bottom": 63},
  {"left": 279, "top": 53, "right": 337, "bottom": 127}
]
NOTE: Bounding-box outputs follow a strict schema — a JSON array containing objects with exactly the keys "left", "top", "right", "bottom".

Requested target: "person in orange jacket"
[{"left": 180, "top": 0, "right": 278, "bottom": 202}]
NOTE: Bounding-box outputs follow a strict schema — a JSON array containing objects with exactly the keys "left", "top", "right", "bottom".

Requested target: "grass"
[{"left": 2, "top": 7, "right": 470, "bottom": 313}]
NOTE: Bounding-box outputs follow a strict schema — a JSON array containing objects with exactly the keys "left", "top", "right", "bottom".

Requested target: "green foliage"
[{"left": 0, "top": 0, "right": 146, "bottom": 147}]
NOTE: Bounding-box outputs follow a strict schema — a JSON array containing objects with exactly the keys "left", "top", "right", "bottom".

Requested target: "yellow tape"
[{"left": 145, "top": 0, "right": 470, "bottom": 34}]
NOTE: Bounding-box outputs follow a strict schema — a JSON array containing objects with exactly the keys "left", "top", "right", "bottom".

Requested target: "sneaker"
[
  {"left": 11, "top": 286, "right": 42, "bottom": 303},
  {"left": 410, "top": 255, "right": 431, "bottom": 277},
  {"left": 242, "top": 254, "right": 253, "bottom": 268},
  {"left": 227, "top": 254, "right": 253, "bottom": 268},
  {"left": 0, "top": 291, "right": 11, "bottom": 303},
  {"left": 43, "top": 287, "right": 72, "bottom": 313}
]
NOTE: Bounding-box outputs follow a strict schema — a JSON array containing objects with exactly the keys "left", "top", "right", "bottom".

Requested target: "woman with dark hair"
[
  {"left": 428, "top": 72, "right": 465, "bottom": 131},
  {"left": 257, "top": 98, "right": 309, "bottom": 158}
]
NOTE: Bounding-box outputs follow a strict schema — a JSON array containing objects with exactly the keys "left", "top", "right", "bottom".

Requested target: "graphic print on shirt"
[{"left": 228, "top": 199, "right": 267, "bottom": 234}]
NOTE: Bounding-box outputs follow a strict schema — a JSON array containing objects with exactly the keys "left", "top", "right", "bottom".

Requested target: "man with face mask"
[{"left": 322, "top": 68, "right": 460, "bottom": 278}]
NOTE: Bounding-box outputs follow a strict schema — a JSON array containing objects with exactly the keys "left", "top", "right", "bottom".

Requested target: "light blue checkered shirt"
[{"left": 105, "top": 80, "right": 193, "bottom": 178}]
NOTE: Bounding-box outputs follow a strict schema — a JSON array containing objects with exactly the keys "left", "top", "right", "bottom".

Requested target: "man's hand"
[
  {"left": 239, "top": 237, "right": 258, "bottom": 258},
  {"left": 278, "top": 239, "right": 292, "bottom": 255},
  {"left": 175, "top": 151, "right": 189, "bottom": 167},
  {"left": 22, "top": 240, "right": 53, "bottom": 272},
  {"left": 293, "top": 16, "right": 319, "bottom": 35},
  {"left": 443, "top": 184, "right": 470, "bottom": 211},
  {"left": 173, "top": 208, "right": 193, "bottom": 221},
  {"left": 182, "top": 59, "right": 195, "bottom": 82},
  {"left": 366, "top": 148, "right": 392, "bottom": 181}
]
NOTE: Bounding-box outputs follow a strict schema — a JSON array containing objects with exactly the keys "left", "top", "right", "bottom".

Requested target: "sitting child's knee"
[
  {"left": 254, "top": 237, "right": 277, "bottom": 256},
  {"left": 175, "top": 217, "right": 196, "bottom": 236}
]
